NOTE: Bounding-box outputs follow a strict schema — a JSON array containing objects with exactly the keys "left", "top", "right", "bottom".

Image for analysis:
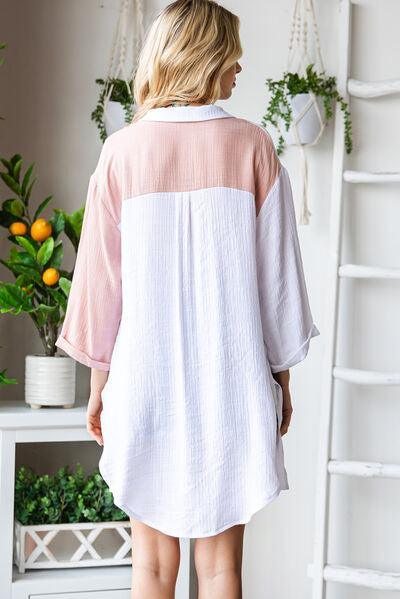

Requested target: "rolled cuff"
[
  {"left": 269, "top": 323, "right": 320, "bottom": 373},
  {"left": 55, "top": 335, "right": 111, "bottom": 371}
]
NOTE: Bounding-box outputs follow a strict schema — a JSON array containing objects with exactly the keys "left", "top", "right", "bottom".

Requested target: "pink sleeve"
[{"left": 55, "top": 139, "right": 122, "bottom": 370}]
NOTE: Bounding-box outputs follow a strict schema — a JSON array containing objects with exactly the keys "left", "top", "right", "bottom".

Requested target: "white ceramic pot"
[
  {"left": 280, "top": 92, "right": 326, "bottom": 146},
  {"left": 104, "top": 100, "right": 135, "bottom": 137},
  {"left": 25, "top": 355, "right": 76, "bottom": 409}
]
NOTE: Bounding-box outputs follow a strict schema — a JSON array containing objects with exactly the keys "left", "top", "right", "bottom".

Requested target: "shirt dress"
[{"left": 55, "top": 103, "right": 320, "bottom": 538}]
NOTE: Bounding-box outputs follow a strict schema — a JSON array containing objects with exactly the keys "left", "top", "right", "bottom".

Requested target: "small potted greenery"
[
  {"left": 14, "top": 464, "right": 130, "bottom": 572},
  {"left": 0, "top": 362, "right": 17, "bottom": 387},
  {"left": 91, "top": 77, "right": 135, "bottom": 143},
  {"left": 261, "top": 63, "right": 352, "bottom": 156},
  {"left": 0, "top": 154, "right": 84, "bottom": 408}
]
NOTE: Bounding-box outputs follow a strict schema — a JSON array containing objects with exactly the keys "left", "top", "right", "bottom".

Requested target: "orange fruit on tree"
[
  {"left": 42, "top": 268, "right": 59, "bottom": 286},
  {"left": 9, "top": 221, "right": 28, "bottom": 236},
  {"left": 21, "top": 286, "right": 33, "bottom": 295},
  {"left": 31, "top": 218, "right": 52, "bottom": 242}
]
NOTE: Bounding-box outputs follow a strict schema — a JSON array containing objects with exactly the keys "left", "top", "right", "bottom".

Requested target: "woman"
[{"left": 56, "top": 0, "right": 320, "bottom": 597}]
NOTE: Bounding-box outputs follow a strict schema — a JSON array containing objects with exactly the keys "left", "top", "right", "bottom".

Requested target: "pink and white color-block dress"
[{"left": 56, "top": 103, "right": 320, "bottom": 538}]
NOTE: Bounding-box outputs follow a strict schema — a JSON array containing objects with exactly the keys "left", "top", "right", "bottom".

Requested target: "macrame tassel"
[
  {"left": 298, "top": 145, "right": 312, "bottom": 225},
  {"left": 284, "top": 0, "right": 326, "bottom": 225}
]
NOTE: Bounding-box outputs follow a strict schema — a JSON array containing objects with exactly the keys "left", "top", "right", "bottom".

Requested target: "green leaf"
[
  {"left": 15, "top": 235, "right": 37, "bottom": 259},
  {"left": 63, "top": 214, "right": 80, "bottom": 250},
  {"left": 0, "top": 172, "right": 21, "bottom": 195},
  {"left": 48, "top": 241, "right": 63, "bottom": 268},
  {"left": 0, "top": 209, "right": 19, "bottom": 228},
  {"left": 9, "top": 248, "right": 37, "bottom": 267},
  {"left": 36, "top": 237, "right": 54, "bottom": 266},
  {"left": 58, "top": 276, "right": 71, "bottom": 297},
  {"left": 0, "top": 259, "right": 42, "bottom": 284},
  {"left": 0, "top": 158, "right": 11, "bottom": 170},
  {"left": 48, "top": 287, "right": 67, "bottom": 311},
  {"left": 49, "top": 210, "right": 65, "bottom": 240},
  {"left": 33, "top": 195, "right": 53, "bottom": 221},
  {"left": 2, "top": 198, "right": 25, "bottom": 217},
  {"left": 0, "top": 369, "right": 18, "bottom": 386},
  {"left": 24, "top": 176, "right": 37, "bottom": 203},
  {"left": 13, "top": 158, "right": 23, "bottom": 182},
  {"left": 69, "top": 206, "right": 85, "bottom": 237},
  {"left": 0, "top": 283, "right": 34, "bottom": 314},
  {"left": 21, "top": 163, "right": 34, "bottom": 197}
]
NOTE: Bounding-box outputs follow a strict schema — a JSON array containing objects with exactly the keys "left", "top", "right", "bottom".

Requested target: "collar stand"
[{"left": 139, "top": 103, "right": 233, "bottom": 122}]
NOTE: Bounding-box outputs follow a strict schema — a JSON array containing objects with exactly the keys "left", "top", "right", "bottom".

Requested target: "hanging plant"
[
  {"left": 91, "top": 77, "right": 135, "bottom": 143},
  {"left": 260, "top": 0, "right": 353, "bottom": 225},
  {"left": 91, "top": 0, "right": 144, "bottom": 142},
  {"left": 262, "top": 63, "right": 352, "bottom": 157}
]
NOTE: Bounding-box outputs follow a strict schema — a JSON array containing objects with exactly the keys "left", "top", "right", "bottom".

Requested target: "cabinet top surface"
[{"left": 0, "top": 397, "right": 87, "bottom": 430}]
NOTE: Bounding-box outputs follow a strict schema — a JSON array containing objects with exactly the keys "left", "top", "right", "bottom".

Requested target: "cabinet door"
[{"left": 31, "top": 591, "right": 130, "bottom": 599}]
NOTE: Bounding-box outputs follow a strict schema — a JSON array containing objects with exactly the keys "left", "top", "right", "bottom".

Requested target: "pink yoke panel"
[
  {"left": 110, "top": 117, "right": 281, "bottom": 217},
  {"left": 56, "top": 115, "right": 282, "bottom": 369}
]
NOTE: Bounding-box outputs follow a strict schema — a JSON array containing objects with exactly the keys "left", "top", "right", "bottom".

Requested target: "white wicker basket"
[{"left": 14, "top": 519, "right": 131, "bottom": 573}]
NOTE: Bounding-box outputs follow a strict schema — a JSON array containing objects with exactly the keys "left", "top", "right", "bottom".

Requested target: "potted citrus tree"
[{"left": 0, "top": 154, "right": 84, "bottom": 408}]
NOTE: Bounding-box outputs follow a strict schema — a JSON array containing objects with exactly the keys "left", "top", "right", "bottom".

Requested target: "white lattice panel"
[{"left": 14, "top": 519, "right": 132, "bottom": 573}]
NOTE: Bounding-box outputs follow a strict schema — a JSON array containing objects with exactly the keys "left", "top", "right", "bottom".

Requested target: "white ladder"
[{"left": 307, "top": 0, "right": 400, "bottom": 596}]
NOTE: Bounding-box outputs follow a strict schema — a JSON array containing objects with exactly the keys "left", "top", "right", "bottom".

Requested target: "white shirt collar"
[{"left": 139, "top": 103, "right": 233, "bottom": 122}]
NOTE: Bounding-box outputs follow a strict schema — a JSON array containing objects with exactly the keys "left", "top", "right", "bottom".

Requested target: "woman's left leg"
[
  {"left": 130, "top": 517, "right": 180, "bottom": 599},
  {"left": 194, "top": 523, "right": 246, "bottom": 599}
]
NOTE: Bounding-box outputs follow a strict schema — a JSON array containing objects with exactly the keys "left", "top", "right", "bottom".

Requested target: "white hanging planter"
[
  {"left": 25, "top": 355, "right": 76, "bottom": 409},
  {"left": 14, "top": 519, "right": 131, "bottom": 573},
  {"left": 104, "top": 100, "right": 135, "bottom": 137},
  {"left": 280, "top": 92, "right": 326, "bottom": 147},
  {"left": 94, "top": 0, "right": 144, "bottom": 141}
]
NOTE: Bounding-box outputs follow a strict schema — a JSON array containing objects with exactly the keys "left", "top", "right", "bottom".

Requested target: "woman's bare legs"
[
  {"left": 194, "top": 524, "right": 246, "bottom": 599},
  {"left": 130, "top": 518, "right": 180, "bottom": 599}
]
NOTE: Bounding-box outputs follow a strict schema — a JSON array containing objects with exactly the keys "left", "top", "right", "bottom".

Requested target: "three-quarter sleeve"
[
  {"left": 55, "top": 139, "right": 122, "bottom": 370},
  {"left": 256, "top": 147, "right": 320, "bottom": 373}
]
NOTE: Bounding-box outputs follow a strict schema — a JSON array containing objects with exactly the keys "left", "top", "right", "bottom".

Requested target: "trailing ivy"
[
  {"left": 91, "top": 78, "right": 135, "bottom": 143},
  {"left": 261, "top": 63, "right": 353, "bottom": 156},
  {"left": 15, "top": 464, "right": 128, "bottom": 525}
]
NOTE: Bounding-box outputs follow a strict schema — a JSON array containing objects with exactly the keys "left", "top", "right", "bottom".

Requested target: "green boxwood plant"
[
  {"left": 91, "top": 77, "right": 135, "bottom": 143},
  {"left": 261, "top": 63, "right": 353, "bottom": 156},
  {"left": 15, "top": 464, "right": 128, "bottom": 525}
]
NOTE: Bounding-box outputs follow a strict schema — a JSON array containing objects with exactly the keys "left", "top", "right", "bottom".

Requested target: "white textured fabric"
[{"left": 56, "top": 103, "right": 320, "bottom": 538}]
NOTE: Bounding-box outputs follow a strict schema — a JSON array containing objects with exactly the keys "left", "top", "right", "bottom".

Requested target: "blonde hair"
[{"left": 131, "top": 0, "right": 242, "bottom": 122}]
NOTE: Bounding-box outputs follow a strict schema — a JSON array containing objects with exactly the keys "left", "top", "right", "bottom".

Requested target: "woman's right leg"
[
  {"left": 130, "top": 517, "right": 180, "bottom": 599},
  {"left": 194, "top": 523, "right": 246, "bottom": 599}
]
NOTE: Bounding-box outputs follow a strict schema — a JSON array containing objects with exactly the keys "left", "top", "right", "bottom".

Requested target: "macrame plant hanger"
[
  {"left": 285, "top": 0, "right": 326, "bottom": 225},
  {"left": 101, "top": 0, "right": 145, "bottom": 118}
]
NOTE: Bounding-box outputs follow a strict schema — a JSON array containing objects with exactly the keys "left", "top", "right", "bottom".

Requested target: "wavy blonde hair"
[{"left": 131, "top": 0, "right": 242, "bottom": 122}]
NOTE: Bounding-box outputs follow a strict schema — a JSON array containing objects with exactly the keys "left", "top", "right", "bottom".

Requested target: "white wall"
[{"left": 1, "top": 1, "right": 399, "bottom": 598}]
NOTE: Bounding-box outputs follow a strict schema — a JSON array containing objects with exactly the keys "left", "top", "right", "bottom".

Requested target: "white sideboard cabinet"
[{"left": 0, "top": 399, "right": 190, "bottom": 599}]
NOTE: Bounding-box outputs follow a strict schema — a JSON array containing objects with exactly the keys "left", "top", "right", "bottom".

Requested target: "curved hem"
[{"left": 100, "top": 463, "right": 288, "bottom": 538}]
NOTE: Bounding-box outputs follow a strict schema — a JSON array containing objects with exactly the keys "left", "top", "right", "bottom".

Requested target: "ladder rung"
[
  {"left": 348, "top": 77, "right": 400, "bottom": 98},
  {"left": 339, "top": 264, "right": 400, "bottom": 279},
  {"left": 307, "top": 563, "right": 400, "bottom": 591},
  {"left": 344, "top": 170, "right": 400, "bottom": 183},
  {"left": 328, "top": 459, "right": 400, "bottom": 479},
  {"left": 333, "top": 366, "right": 400, "bottom": 385}
]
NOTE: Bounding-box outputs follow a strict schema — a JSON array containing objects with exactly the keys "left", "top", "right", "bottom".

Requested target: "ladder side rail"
[{"left": 311, "top": 1, "right": 352, "bottom": 597}]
